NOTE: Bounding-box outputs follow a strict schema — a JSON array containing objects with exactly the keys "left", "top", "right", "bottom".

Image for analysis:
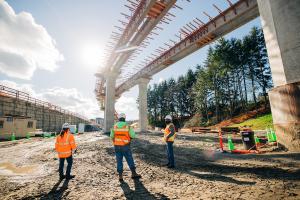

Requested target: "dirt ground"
[{"left": 0, "top": 131, "right": 299, "bottom": 200}]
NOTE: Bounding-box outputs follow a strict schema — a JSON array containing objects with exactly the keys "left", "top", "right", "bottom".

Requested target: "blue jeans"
[
  {"left": 166, "top": 142, "right": 175, "bottom": 166},
  {"left": 59, "top": 156, "right": 73, "bottom": 177},
  {"left": 114, "top": 145, "right": 136, "bottom": 174}
]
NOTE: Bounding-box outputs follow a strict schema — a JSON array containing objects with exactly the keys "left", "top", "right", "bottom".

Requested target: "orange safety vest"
[
  {"left": 55, "top": 132, "right": 76, "bottom": 158},
  {"left": 164, "top": 123, "right": 176, "bottom": 142},
  {"left": 113, "top": 124, "right": 131, "bottom": 146}
]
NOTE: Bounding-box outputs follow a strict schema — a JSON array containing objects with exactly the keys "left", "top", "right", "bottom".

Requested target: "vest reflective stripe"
[
  {"left": 55, "top": 134, "right": 70, "bottom": 145},
  {"left": 58, "top": 151, "right": 72, "bottom": 155},
  {"left": 113, "top": 124, "right": 131, "bottom": 146},
  {"left": 114, "top": 128, "right": 130, "bottom": 132},
  {"left": 55, "top": 133, "right": 74, "bottom": 158},
  {"left": 56, "top": 142, "right": 70, "bottom": 145},
  {"left": 164, "top": 123, "right": 176, "bottom": 142}
]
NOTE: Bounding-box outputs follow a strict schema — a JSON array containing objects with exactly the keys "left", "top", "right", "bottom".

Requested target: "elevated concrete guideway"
[
  {"left": 95, "top": 0, "right": 178, "bottom": 132},
  {"left": 97, "top": 0, "right": 300, "bottom": 151},
  {"left": 116, "top": 0, "right": 259, "bottom": 95},
  {"left": 115, "top": 0, "right": 260, "bottom": 132}
]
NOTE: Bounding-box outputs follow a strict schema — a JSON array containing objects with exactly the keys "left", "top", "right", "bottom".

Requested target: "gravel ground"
[{"left": 0, "top": 131, "right": 299, "bottom": 200}]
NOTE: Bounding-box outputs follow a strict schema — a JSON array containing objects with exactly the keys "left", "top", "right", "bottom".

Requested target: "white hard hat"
[
  {"left": 165, "top": 115, "right": 172, "bottom": 120},
  {"left": 62, "top": 123, "right": 70, "bottom": 129},
  {"left": 118, "top": 113, "right": 126, "bottom": 119}
]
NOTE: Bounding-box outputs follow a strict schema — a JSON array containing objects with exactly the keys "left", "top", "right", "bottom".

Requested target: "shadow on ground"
[
  {"left": 106, "top": 134, "right": 300, "bottom": 186},
  {"left": 23, "top": 179, "right": 70, "bottom": 200},
  {"left": 120, "top": 179, "right": 169, "bottom": 200},
  {"left": 147, "top": 131, "right": 244, "bottom": 144}
]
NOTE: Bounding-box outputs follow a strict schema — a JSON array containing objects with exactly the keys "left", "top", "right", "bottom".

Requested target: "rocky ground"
[{"left": 0, "top": 131, "right": 299, "bottom": 200}]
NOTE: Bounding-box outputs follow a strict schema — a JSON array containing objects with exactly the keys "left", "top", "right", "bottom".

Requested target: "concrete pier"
[
  {"left": 104, "top": 72, "right": 118, "bottom": 133},
  {"left": 138, "top": 78, "right": 150, "bottom": 132},
  {"left": 258, "top": 0, "right": 300, "bottom": 151}
]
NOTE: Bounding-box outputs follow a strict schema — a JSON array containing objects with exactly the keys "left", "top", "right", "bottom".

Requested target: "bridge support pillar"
[
  {"left": 258, "top": 0, "right": 300, "bottom": 151},
  {"left": 104, "top": 72, "right": 118, "bottom": 133},
  {"left": 138, "top": 78, "right": 150, "bottom": 132}
]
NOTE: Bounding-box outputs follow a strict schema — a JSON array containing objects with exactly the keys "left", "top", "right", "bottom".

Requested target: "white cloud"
[
  {"left": 0, "top": 80, "right": 36, "bottom": 95},
  {"left": 0, "top": 80, "right": 101, "bottom": 119},
  {"left": 115, "top": 96, "right": 139, "bottom": 120},
  {"left": 38, "top": 87, "right": 101, "bottom": 119},
  {"left": 0, "top": 1, "right": 64, "bottom": 79}
]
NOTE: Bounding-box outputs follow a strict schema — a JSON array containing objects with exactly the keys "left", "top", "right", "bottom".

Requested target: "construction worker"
[
  {"left": 55, "top": 123, "right": 77, "bottom": 180},
  {"left": 163, "top": 115, "right": 176, "bottom": 168},
  {"left": 110, "top": 113, "right": 141, "bottom": 181}
]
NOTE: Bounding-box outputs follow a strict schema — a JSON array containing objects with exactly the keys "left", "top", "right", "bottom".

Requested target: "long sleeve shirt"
[{"left": 110, "top": 121, "right": 136, "bottom": 139}]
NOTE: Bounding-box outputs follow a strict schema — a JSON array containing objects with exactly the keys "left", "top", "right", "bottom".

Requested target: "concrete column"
[
  {"left": 104, "top": 72, "right": 118, "bottom": 133},
  {"left": 138, "top": 77, "right": 150, "bottom": 132},
  {"left": 258, "top": 0, "right": 300, "bottom": 151}
]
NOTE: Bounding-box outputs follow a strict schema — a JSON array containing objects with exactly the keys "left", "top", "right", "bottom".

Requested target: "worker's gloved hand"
[{"left": 74, "top": 149, "right": 78, "bottom": 154}]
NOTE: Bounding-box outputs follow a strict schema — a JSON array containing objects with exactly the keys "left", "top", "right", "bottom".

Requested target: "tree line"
[{"left": 146, "top": 27, "right": 273, "bottom": 128}]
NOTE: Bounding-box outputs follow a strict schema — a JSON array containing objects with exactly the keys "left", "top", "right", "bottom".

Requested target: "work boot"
[
  {"left": 131, "top": 170, "right": 141, "bottom": 179},
  {"left": 119, "top": 174, "right": 124, "bottom": 182},
  {"left": 167, "top": 165, "right": 175, "bottom": 169},
  {"left": 66, "top": 175, "right": 75, "bottom": 180}
]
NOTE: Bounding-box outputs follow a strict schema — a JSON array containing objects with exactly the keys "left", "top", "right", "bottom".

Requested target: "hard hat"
[
  {"left": 118, "top": 113, "right": 126, "bottom": 119},
  {"left": 165, "top": 115, "right": 172, "bottom": 120},
  {"left": 62, "top": 123, "right": 70, "bottom": 129}
]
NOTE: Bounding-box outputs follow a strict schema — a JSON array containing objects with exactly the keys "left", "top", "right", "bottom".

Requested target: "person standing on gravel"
[
  {"left": 55, "top": 123, "right": 77, "bottom": 180},
  {"left": 163, "top": 115, "right": 176, "bottom": 168},
  {"left": 110, "top": 113, "right": 141, "bottom": 181}
]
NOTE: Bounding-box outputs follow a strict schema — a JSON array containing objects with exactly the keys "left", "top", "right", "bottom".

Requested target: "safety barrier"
[{"left": 218, "top": 127, "right": 278, "bottom": 154}]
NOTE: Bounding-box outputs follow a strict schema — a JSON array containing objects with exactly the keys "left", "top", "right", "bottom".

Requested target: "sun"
[{"left": 81, "top": 44, "right": 104, "bottom": 69}]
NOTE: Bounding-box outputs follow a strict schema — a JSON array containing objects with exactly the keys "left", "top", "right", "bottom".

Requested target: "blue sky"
[{"left": 0, "top": 0, "right": 261, "bottom": 120}]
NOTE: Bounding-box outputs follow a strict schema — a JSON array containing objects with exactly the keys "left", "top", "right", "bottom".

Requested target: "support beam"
[
  {"left": 258, "top": 0, "right": 300, "bottom": 151},
  {"left": 138, "top": 77, "right": 151, "bottom": 132},
  {"left": 104, "top": 72, "right": 118, "bottom": 133}
]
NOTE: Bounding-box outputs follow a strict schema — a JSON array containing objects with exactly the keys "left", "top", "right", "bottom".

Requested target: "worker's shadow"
[
  {"left": 120, "top": 179, "right": 169, "bottom": 200},
  {"left": 40, "top": 179, "right": 70, "bottom": 200}
]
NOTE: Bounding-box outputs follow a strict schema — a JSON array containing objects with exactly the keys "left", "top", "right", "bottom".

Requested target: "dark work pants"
[
  {"left": 166, "top": 142, "right": 175, "bottom": 166},
  {"left": 114, "top": 145, "right": 136, "bottom": 174},
  {"left": 59, "top": 156, "right": 73, "bottom": 177}
]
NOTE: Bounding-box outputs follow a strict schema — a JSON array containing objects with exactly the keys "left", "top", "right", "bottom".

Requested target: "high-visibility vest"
[
  {"left": 55, "top": 133, "right": 76, "bottom": 158},
  {"left": 164, "top": 123, "right": 176, "bottom": 142},
  {"left": 113, "top": 124, "right": 131, "bottom": 146}
]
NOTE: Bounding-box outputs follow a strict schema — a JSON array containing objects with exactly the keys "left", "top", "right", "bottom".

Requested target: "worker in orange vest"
[
  {"left": 55, "top": 123, "right": 77, "bottom": 180},
  {"left": 163, "top": 115, "right": 176, "bottom": 168},
  {"left": 110, "top": 113, "right": 141, "bottom": 181}
]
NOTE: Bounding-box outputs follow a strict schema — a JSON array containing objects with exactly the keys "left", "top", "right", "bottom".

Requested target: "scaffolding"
[{"left": 0, "top": 85, "right": 90, "bottom": 132}]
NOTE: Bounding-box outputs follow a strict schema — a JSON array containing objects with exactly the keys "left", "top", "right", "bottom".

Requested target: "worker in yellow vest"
[
  {"left": 110, "top": 113, "right": 141, "bottom": 181},
  {"left": 55, "top": 123, "right": 77, "bottom": 180},
  {"left": 163, "top": 115, "right": 176, "bottom": 168}
]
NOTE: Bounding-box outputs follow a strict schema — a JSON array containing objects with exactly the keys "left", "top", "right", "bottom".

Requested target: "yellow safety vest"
[{"left": 164, "top": 123, "right": 176, "bottom": 142}]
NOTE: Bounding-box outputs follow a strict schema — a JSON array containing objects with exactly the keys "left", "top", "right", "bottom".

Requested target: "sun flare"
[{"left": 81, "top": 44, "right": 104, "bottom": 69}]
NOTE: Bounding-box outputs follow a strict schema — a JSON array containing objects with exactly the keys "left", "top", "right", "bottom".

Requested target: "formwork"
[{"left": 0, "top": 85, "right": 90, "bottom": 132}]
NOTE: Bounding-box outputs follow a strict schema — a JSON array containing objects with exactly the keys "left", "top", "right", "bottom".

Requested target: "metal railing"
[{"left": 0, "top": 85, "right": 90, "bottom": 122}]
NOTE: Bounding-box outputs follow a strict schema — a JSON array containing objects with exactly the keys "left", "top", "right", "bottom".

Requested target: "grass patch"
[{"left": 231, "top": 113, "right": 273, "bottom": 130}]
